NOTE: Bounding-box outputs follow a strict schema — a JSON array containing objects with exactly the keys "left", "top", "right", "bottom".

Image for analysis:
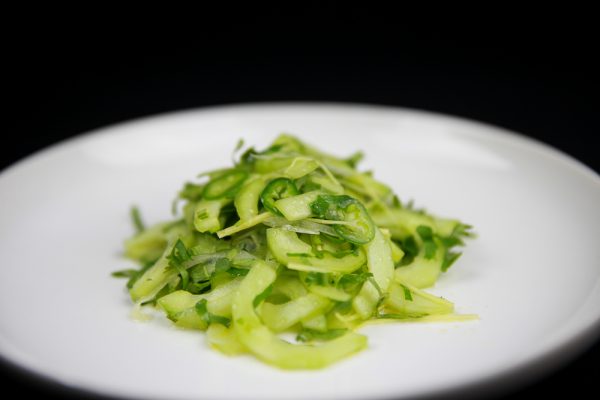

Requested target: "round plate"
[{"left": 0, "top": 104, "right": 599, "bottom": 399}]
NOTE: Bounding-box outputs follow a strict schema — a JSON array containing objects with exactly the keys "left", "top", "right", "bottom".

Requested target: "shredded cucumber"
[{"left": 114, "top": 134, "right": 474, "bottom": 369}]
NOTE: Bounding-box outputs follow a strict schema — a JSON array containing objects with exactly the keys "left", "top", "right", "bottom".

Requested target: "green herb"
[
  {"left": 227, "top": 267, "right": 250, "bottom": 277},
  {"left": 442, "top": 251, "right": 462, "bottom": 272},
  {"left": 400, "top": 236, "right": 418, "bottom": 258},
  {"left": 195, "top": 299, "right": 231, "bottom": 327},
  {"left": 215, "top": 258, "right": 232, "bottom": 273},
  {"left": 417, "top": 225, "right": 438, "bottom": 260},
  {"left": 345, "top": 151, "right": 363, "bottom": 168},
  {"left": 167, "top": 239, "right": 191, "bottom": 289},
  {"left": 111, "top": 269, "right": 137, "bottom": 278},
  {"left": 196, "top": 209, "right": 209, "bottom": 220},
  {"left": 253, "top": 284, "right": 273, "bottom": 307},
  {"left": 338, "top": 272, "right": 373, "bottom": 291},
  {"left": 304, "top": 272, "right": 327, "bottom": 286},
  {"left": 116, "top": 260, "right": 155, "bottom": 289},
  {"left": 400, "top": 284, "right": 413, "bottom": 301},
  {"left": 331, "top": 300, "right": 353, "bottom": 314},
  {"left": 187, "top": 280, "right": 211, "bottom": 294},
  {"left": 232, "top": 138, "right": 245, "bottom": 164},
  {"left": 130, "top": 206, "right": 145, "bottom": 234}
]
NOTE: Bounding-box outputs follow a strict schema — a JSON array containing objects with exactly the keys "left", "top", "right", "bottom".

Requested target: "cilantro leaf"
[
  {"left": 111, "top": 269, "right": 137, "bottom": 278},
  {"left": 130, "top": 206, "right": 145, "bottom": 234},
  {"left": 442, "top": 251, "right": 462, "bottom": 272},
  {"left": 226, "top": 267, "right": 250, "bottom": 277},
  {"left": 253, "top": 284, "right": 273, "bottom": 307},
  {"left": 195, "top": 299, "right": 231, "bottom": 327},
  {"left": 338, "top": 272, "right": 373, "bottom": 291},
  {"left": 417, "top": 225, "right": 438, "bottom": 260},
  {"left": 167, "top": 239, "right": 191, "bottom": 289},
  {"left": 400, "top": 284, "right": 413, "bottom": 301},
  {"left": 304, "top": 272, "right": 327, "bottom": 286}
]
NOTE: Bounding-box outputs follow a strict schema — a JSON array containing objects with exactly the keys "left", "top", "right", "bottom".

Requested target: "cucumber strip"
[
  {"left": 194, "top": 199, "right": 229, "bottom": 233},
  {"left": 305, "top": 173, "right": 345, "bottom": 195},
  {"left": 389, "top": 240, "right": 405, "bottom": 264},
  {"left": 301, "top": 314, "right": 328, "bottom": 332},
  {"left": 183, "top": 201, "right": 197, "bottom": 229},
  {"left": 394, "top": 238, "right": 444, "bottom": 288},
  {"left": 158, "top": 278, "right": 242, "bottom": 311},
  {"left": 158, "top": 289, "right": 200, "bottom": 316},
  {"left": 307, "top": 285, "right": 352, "bottom": 302},
  {"left": 216, "top": 212, "right": 272, "bottom": 238},
  {"left": 385, "top": 282, "right": 454, "bottom": 317},
  {"left": 203, "top": 277, "right": 243, "bottom": 317},
  {"left": 203, "top": 169, "right": 248, "bottom": 200},
  {"left": 274, "top": 191, "right": 322, "bottom": 221},
  {"left": 235, "top": 176, "right": 267, "bottom": 220},
  {"left": 232, "top": 261, "right": 367, "bottom": 369},
  {"left": 283, "top": 157, "right": 320, "bottom": 179},
  {"left": 272, "top": 273, "right": 308, "bottom": 300},
  {"left": 254, "top": 156, "right": 296, "bottom": 174},
  {"left": 206, "top": 324, "right": 247, "bottom": 355},
  {"left": 380, "top": 228, "right": 405, "bottom": 264},
  {"left": 267, "top": 228, "right": 366, "bottom": 274},
  {"left": 352, "top": 228, "right": 394, "bottom": 319},
  {"left": 262, "top": 216, "right": 338, "bottom": 236},
  {"left": 260, "top": 293, "right": 330, "bottom": 332},
  {"left": 124, "top": 222, "right": 169, "bottom": 262},
  {"left": 344, "top": 173, "right": 391, "bottom": 200},
  {"left": 156, "top": 291, "right": 207, "bottom": 330},
  {"left": 370, "top": 208, "right": 436, "bottom": 240},
  {"left": 272, "top": 134, "right": 357, "bottom": 177},
  {"left": 174, "top": 309, "right": 208, "bottom": 330},
  {"left": 130, "top": 243, "right": 177, "bottom": 303}
]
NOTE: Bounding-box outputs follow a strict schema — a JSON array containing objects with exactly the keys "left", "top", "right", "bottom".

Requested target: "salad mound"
[{"left": 113, "top": 134, "right": 474, "bottom": 369}]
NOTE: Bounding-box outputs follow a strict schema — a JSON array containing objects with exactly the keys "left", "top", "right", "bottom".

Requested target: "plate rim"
[{"left": 0, "top": 102, "right": 599, "bottom": 399}]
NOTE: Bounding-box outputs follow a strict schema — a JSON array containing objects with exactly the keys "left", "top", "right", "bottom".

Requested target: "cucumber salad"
[{"left": 113, "top": 134, "right": 474, "bottom": 369}]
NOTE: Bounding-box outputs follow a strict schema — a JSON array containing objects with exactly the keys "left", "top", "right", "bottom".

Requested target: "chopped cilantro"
[
  {"left": 130, "top": 206, "right": 145, "bottom": 234},
  {"left": 195, "top": 299, "right": 231, "bottom": 327},
  {"left": 400, "top": 284, "right": 413, "bottom": 301},
  {"left": 167, "top": 239, "right": 191, "bottom": 289}
]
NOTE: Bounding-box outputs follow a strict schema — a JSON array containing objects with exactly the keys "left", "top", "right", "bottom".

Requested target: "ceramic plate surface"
[{"left": 0, "top": 104, "right": 599, "bottom": 399}]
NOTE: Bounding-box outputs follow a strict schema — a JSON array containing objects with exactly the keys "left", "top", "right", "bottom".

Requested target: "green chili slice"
[
  {"left": 310, "top": 195, "right": 375, "bottom": 245},
  {"left": 260, "top": 178, "right": 299, "bottom": 216}
]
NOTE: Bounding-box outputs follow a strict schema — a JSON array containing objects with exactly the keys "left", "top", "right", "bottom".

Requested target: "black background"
[{"left": 2, "top": 9, "right": 599, "bottom": 400}]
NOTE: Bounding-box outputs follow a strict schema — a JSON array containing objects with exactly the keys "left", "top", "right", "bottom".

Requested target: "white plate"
[{"left": 0, "top": 104, "right": 599, "bottom": 399}]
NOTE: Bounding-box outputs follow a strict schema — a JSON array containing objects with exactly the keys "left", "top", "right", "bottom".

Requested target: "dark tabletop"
[{"left": 2, "top": 10, "right": 598, "bottom": 400}]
